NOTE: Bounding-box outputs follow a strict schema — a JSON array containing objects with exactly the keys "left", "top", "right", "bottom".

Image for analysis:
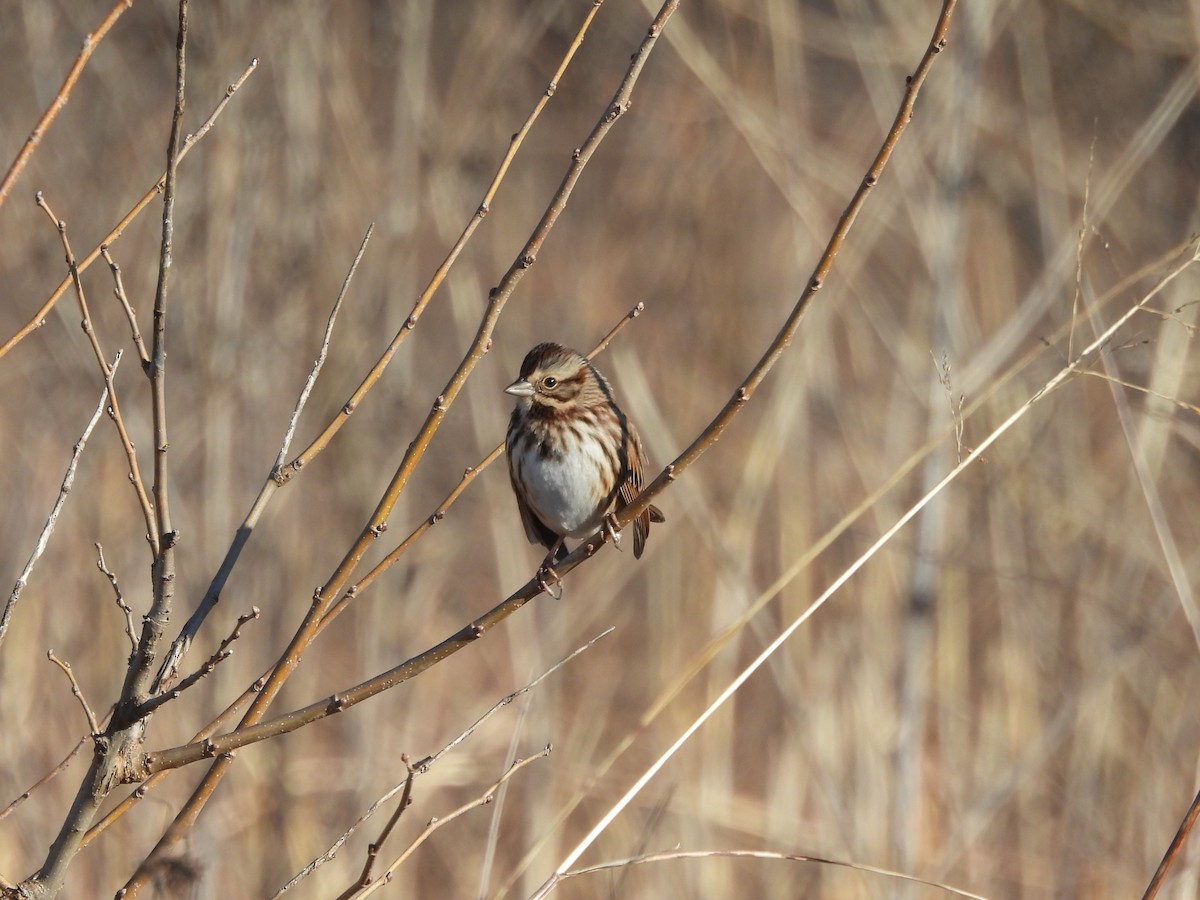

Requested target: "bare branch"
[
  {"left": 0, "top": 58, "right": 257, "bottom": 362},
  {"left": 1, "top": 367, "right": 113, "bottom": 652},
  {"left": 136, "top": 608, "right": 260, "bottom": 718},
  {"left": 605, "top": 0, "right": 961, "bottom": 543},
  {"left": 271, "top": 628, "right": 613, "bottom": 897},
  {"left": 80, "top": 690, "right": 256, "bottom": 850},
  {"left": 273, "top": 760, "right": 414, "bottom": 900},
  {"left": 0, "top": 0, "right": 135, "bottom": 211},
  {"left": 1143, "top": 783, "right": 1200, "bottom": 900},
  {"left": 350, "top": 748, "right": 552, "bottom": 899},
  {"left": 276, "top": 224, "right": 373, "bottom": 471},
  {"left": 36, "top": 193, "right": 158, "bottom": 553},
  {"left": 47, "top": 652, "right": 100, "bottom": 737},
  {"left": 95, "top": 543, "right": 137, "bottom": 656},
  {"left": 100, "top": 246, "right": 150, "bottom": 367},
  {"left": 0, "top": 735, "right": 89, "bottom": 824},
  {"left": 332, "top": 759, "right": 414, "bottom": 900},
  {"left": 121, "top": 0, "right": 188, "bottom": 711}
]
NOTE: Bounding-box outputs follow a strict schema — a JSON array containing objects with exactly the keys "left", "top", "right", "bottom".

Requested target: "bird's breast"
[{"left": 515, "top": 426, "right": 616, "bottom": 537}]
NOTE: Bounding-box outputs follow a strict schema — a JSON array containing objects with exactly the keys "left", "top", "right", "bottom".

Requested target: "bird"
[{"left": 504, "top": 342, "right": 664, "bottom": 586}]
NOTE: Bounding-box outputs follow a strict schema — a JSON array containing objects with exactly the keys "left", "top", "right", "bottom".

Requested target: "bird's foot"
[
  {"left": 536, "top": 561, "right": 564, "bottom": 600},
  {"left": 601, "top": 513, "right": 623, "bottom": 551}
]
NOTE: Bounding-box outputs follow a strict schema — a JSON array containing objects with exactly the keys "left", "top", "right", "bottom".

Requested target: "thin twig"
[
  {"left": 0, "top": 58, "right": 258, "bottom": 361},
  {"left": 1079, "top": 370, "right": 1200, "bottom": 416},
  {"left": 47, "top": 652, "right": 101, "bottom": 736},
  {"left": 1142, "top": 784, "right": 1200, "bottom": 900},
  {"left": 334, "top": 759, "right": 415, "bottom": 900},
  {"left": 95, "top": 543, "right": 137, "bottom": 655},
  {"left": 0, "top": 0, "right": 135, "bottom": 210},
  {"left": 548, "top": 848, "right": 991, "bottom": 900},
  {"left": 276, "top": 224, "right": 373, "bottom": 471},
  {"left": 37, "top": 193, "right": 158, "bottom": 552},
  {"left": 418, "top": 627, "right": 613, "bottom": 770},
  {"left": 101, "top": 246, "right": 150, "bottom": 367},
  {"left": 1068, "top": 134, "right": 1096, "bottom": 361},
  {"left": 0, "top": 735, "right": 90, "bottom": 824},
  {"left": 136, "top": 608, "right": 261, "bottom": 719},
  {"left": 0, "top": 369, "right": 113, "bottom": 652},
  {"left": 350, "top": 748, "right": 552, "bottom": 899}
]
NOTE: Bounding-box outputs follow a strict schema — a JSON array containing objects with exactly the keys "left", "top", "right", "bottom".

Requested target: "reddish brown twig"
[{"left": 0, "top": 0, "right": 135, "bottom": 210}]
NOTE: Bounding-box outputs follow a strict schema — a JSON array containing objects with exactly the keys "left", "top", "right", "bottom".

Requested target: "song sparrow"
[{"left": 505, "top": 342, "right": 665, "bottom": 580}]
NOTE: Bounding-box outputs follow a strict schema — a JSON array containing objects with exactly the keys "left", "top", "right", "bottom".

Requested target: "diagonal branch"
[
  {"left": 0, "top": 366, "right": 113, "bottom": 653},
  {"left": 606, "top": 0, "right": 961, "bottom": 540},
  {"left": 0, "top": 0, "right": 135, "bottom": 211},
  {"left": 350, "top": 748, "right": 552, "bottom": 899},
  {"left": 138, "top": 608, "right": 260, "bottom": 718},
  {"left": 46, "top": 652, "right": 100, "bottom": 737},
  {"left": 533, "top": 239, "right": 1200, "bottom": 893},
  {"left": 0, "top": 58, "right": 257, "bottom": 362},
  {"left": 37, "top": 193, "right": 157, "bottom": 550}
]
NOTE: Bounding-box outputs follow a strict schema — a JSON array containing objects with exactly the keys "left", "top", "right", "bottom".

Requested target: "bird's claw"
[
  {"left": 537, "top": 563, "right": 564, "bottom": 600},
  {"left": 602, "top": 513, "right": 623, "bottom": 551}
]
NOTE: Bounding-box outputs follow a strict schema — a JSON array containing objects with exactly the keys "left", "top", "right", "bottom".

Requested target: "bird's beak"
[{"left": 504, "top": 378, "right": 534, "bottom": 398}]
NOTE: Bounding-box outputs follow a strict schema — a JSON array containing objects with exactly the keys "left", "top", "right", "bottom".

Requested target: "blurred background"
[{"left": 1, "top": 0, "right": 1199, "bottom": 897}]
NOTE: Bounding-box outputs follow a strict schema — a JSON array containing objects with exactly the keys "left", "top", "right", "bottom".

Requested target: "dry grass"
[{"left": 1, "top": 1, "right": 1198, "bottom": 898}]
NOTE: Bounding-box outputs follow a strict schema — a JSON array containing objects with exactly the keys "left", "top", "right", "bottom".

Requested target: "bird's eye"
[{"left": 542, "top": 376, "right": 557, "bottom": 388}]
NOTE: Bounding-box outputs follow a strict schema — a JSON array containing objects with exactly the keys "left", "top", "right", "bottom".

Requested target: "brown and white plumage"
[{"left": 504, "top": 342, "right": 664, "bottom": 566}]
